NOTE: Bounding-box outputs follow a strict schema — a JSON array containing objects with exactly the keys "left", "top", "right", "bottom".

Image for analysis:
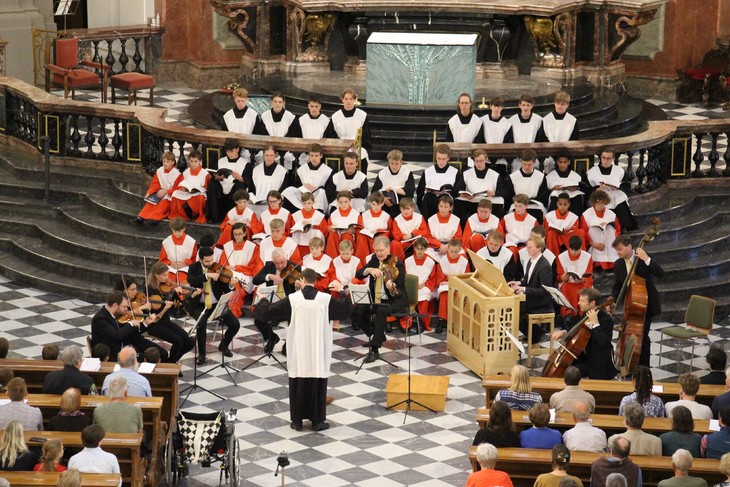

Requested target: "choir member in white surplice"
[
  {"left": 286, "top": 96, "right": 330, "bottom": 166},
  {"left": 323, "top": 88, "right": 372, "bottom": 174},
  {"left": 445, "top": 93, "right": 485, "bottom": 144},
  {"left": 454, "top": 148, "right": 507, "bottom": 223},
  {"left": 415, "top": 144, "right": 461, "bottom": 220},
  {"left": 206, "top": 139, "right": 253, "bottom": 224},
  {"left": 254, "top": 269, "right": 352, "bottom": 431},
  {"left": 282, "top": 143, "right": 333, "bottom": 212},
  {"left": 258, "top": 92, "right": 297, "bottom": 170},
  {"left": 479, "top": 96, "right": 513, "bottom": 177},
  {"left": 580, "top": 190, "right": 620, "bottom": 270},
  {"left": 249, "top": 144, "right": 290, "bottom": 214},
  {"left": 370, "top": 149, "right": 415, "bottom": 219},
  {"left": 586, "top": 148, "right": 638, "bottom": 230},
  {"left": 509, "top": 93, "right": 542, "bottom": 172},
  {"left": 537, "top": 91, "right": 580, "bottom": 173},
  {"left": 222, "top": 87, "right": 268, "bottom": 136},
  {"left": 505, "top": 149, "right": 550, "bottom": 223},
  {"left": 546, "top": 154, "right": 587, "bottom": 214},
  {"left": 476, "top": 230, "right": 517, "bottom": 282},
  {"left": 324, "top": 152, "right": 369, "bottom": 213}
]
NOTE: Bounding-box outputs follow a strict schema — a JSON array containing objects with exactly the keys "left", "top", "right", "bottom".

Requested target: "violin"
[
  {"left": 117, "top": 309, "right": 148, "bottom": 324},
  {"left": 379, "top": 255, "right": 400, "bottom": 296},
  {"left": 209, "top": 262, "right": 235, "bottom": 285},
  {"left": 280, "top": 263, "right": 302, "bottom": 284},
  {"left": 541, "top": 296, "right": 615, "bottom": 378}
]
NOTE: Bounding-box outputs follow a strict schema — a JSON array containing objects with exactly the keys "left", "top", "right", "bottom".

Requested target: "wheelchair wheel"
[{"left": 227, "top": 433, "right": 240, "bottom": 487}]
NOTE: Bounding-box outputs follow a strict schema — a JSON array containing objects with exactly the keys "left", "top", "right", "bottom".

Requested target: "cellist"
[
  {"left": 611, "top": 234, "right": 664, "bottom": 367},
  {"left": 551, "top": 288, "right": 617, "bottom": 380}
]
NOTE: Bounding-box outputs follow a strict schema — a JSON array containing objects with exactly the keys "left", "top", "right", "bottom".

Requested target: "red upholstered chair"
[
  {"left": 44, "top": 37, "right": 108, "bottom": 102},
  {"left": 110, "top": 72, "right": 156, "bottom": 106}
]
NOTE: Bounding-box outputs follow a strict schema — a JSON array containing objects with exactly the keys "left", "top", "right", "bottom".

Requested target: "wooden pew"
[
  {"left": 0, "top": 472, "right": 121, "bottom": 486},
  {"left": 476, "top": 409, "right": 715, "bottom": 435},
  {"left": 482, "top": 376, "right": 726, "bottom": 414},
  {"left": 0, "top": 431, "right": 143, "bottom": 487},
  {"left": 467, "top": 447, "right": 724, "bottom": 487}
]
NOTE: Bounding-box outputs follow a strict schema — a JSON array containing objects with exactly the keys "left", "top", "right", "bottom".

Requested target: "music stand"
[
  {"left": 54, "top": 0, "right": 79, "bottom": 32},
  {"left": 197, "top": 292, "right": 241, "bottom": 384},
  {"left": 179, "top": 310, "right": 225, "bottom": 407},
  {"left": 240, "top": 288, "right": 286, "bottom": 372},
  {"left": 349, "top": 284, "right": 400, "bottom": 374}
]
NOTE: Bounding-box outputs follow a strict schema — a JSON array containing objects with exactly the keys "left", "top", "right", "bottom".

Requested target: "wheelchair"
[{"left": 165, "top": 410, "right": 240, "bottom": 487}]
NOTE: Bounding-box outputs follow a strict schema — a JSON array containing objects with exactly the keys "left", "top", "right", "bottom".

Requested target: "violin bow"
[{"left": 143, "top": 256, "right": 150, "bottom": 302}]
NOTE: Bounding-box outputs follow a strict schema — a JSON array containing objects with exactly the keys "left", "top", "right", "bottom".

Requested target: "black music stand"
[
  {"left": 179, "top": 311, "right": 225, "bottom": 406},
  {"left": 197, "top": 292, "right": 241, "bottom": 384},
  {"left": 349, "top": 284, "right": 400, "bottom": 374},
  {"left": 241, "top": 288, "right": 286, "bottom": 372}
]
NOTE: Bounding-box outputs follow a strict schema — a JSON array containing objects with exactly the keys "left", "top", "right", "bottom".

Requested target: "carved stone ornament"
[
  {"left": 291, "top": 9, "right": 334, "bottom": 62},
  {"left": 524, "top": 16, "right": 564, "bottom": 68},
  {"left": 608, "top": 9, "right": 657, "bottom": 63},
  {"left": 210, "top": 0, "right": 256, "bottom": 54}
]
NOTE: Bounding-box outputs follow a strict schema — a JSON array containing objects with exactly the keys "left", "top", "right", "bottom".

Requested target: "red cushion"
[
  {"left": 55, "top": 37, "right": 79, "bottom": 70},
  {"left": 52, "top": 69, "right": 101, "bottom": 88},
  {"left": 110, "top": 73, "right": 156, "bottom": 91},
  {"left": 684, "top": 67, "right": 722, "bottom": 80}
]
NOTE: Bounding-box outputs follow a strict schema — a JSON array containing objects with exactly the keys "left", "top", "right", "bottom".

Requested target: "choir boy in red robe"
[{"left": 434, "top": 238, "right": 471, "bottom": 333}]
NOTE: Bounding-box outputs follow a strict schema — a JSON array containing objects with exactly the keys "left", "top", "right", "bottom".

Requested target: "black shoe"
[
  {"left": 363, "top": 348, "right": 379, "bottom": 364},
  {"left": 435, "top": 319, "right": 444, "bottom": 333},
  {"left": 264, "top": 335, "right": 280, "bottom": 354},
  {"left": 351, "top": 322, "right": 361, "bottom": 331},
  {"left": 290, "top": 421, "right": 303, "bottom": 431},
  {"left": 218, "top": 344, "right": 233, "bottom": 358},
  {"left": 196, "top": 355, "right": 206, "bottom": 366},
  {"left": 281, "top": 343, "right": 287, "bottom": 357},
  {"left": 385, "top": 322, "right": 393, "bottom": 333},
  {"left": 313, "top": 422, "right": 330, "bottom": 431},
  {"left": 134, "top": 216, "right": 144, "bottom": 225}
]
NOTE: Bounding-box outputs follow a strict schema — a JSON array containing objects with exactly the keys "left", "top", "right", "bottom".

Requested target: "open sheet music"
[{"left": 253, "top": 285, "right": 280, "bottom": 305}]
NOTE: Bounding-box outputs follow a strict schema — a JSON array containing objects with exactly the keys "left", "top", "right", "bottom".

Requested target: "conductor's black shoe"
[
  {"left": 218, "top": 344, "right": 233, "bottom": 357},
  {"left": 196, "top": 354, "right": 206, "bottom": 366},
  {"left": 351, "top": 322, "right": 360, "bottom": 331},
  {"left": 363, "top": 348, "right": 379, "bottom": 364},
  {"left": 313, "top": 422, "right": 330, "bottom": 431},
  {"left": 435, "top": 319, "right": 444, "bottom": 333},
  {"left": 264, "top": 335, "right": 280, "bottom": 354},
  {"left": 134, "top": 216, "right": 144, "bottom": 225},
  {"left": 290, "top": 421, "right": 303, "bottom": 431}
]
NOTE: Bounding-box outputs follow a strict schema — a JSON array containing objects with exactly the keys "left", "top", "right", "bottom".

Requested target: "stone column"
[{"left": 0, "top": 0, "right": 55, "bottom": 83}]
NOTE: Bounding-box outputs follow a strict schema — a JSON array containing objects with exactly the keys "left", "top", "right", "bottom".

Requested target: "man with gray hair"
[
  {"left": 657, "top": 448, "right": 707, "bottom": 487},
  {"left": 590, "top": 436, "right": 642, "bottom": 486},
  {"left": 608, "top": 402, "right": 662, "bottom": 456},
  {"left": 92, "top": 377, "right": 143, "bottom": 434},
  {"left": 606, "top": 473, "right": 628, "bottom": 487},
  {"left": 42, "top": 345, "right": 96, "bottom": 395},
  {"left": 464, "top": 443, "right": 513, "bottom": 486},
  {"left": 101, "top": 346, "right": 151, "bottom": 397},
  {"left": 562, "top": 400, "right": 607, "bottom": 452}
]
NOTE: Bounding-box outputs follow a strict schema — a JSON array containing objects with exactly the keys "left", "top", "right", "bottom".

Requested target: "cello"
[
  {"left": 541, "top": 296, "right": 615, "bottom": 378},
  {"left": 613, "top": 217, "right": 661, "bottom": 377}
]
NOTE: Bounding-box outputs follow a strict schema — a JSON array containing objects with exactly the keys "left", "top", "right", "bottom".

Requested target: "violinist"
[
  {"left": 251, "top": 249, "right": 302, "bottom": 354},
  {"left": 145, "top": 261, "right": 197, "bottom": 363},
  {"left": 90, "top": 291, "right": 158, "bottom": 363},
  {"left": 551, "top": 288, "right": 618, "bottom": 380},
  {"left": 112, "top": 278, "right": 169, "bottom": 362},
  {"left": 611, "top": 234, "right": 664, "bottom": 368},
  {"left": 352, "top": 236, "right": 407, "bottom": 363},
  {"left": 187, "top": 247, "right": 242, "bottom": 366}
]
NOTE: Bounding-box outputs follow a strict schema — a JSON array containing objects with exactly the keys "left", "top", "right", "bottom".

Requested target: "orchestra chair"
[
  {"left": 391, "top": 274, "right": 428, "bottom": 348},
  {"left": 659, "top": 295, "right": 715, "bottom": 370},
  {"left": 44, "top": 36, "right": 108, "bottom": 102},
  {"left": 526, "top": 312, "right": 555, "bottom": 367},
  {"left": 109, "top": 72, "right": 156, "bottom": 106}
]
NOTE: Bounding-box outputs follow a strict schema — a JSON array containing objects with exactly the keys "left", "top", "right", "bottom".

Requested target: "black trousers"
[
  {"left": 254, "top": 318, "right": 278, "bottom": 342},
  {"left": 352, "top": 302, "right": 407, "bottom": 348},
  {"left": 146, "top": 321, "right": 195, "bottom": 363},
  {"left": 194, "top": 306, "right": 241, "bottom": 355},
  {"left": 206, "top": 179, "right": 247, "bottom": 223},
  {"left": 614, "top": 201, "right": 638, "bottom": 231}
]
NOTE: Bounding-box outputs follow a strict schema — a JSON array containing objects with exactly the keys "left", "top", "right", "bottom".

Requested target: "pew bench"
[
  {"left": 482, "top": 376, "right": 725, "bottom": 414},
  {"left": 476, "top": 409, "right": 715, "bottom": 435},
  {"left": 468, "top": 447, "right": 724, "bottom": 487},
  {"left": 0, "top": 471, "right": 121, "bottom": 486}
]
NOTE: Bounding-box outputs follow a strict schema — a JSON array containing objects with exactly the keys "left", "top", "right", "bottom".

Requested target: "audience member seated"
[
  {"left": 589, "top": 437, "right": 642, "bottom": 487},
  {"left": 660, "top": 405, "right": 702, "bottom": 457},
  {"left": 549, "top": 366, "right": 596, "bottom": 414},
  {"left": 472, "top": 400, "right": 520, "bottom": 448},
  {"left": 712, "top": 453, "right": 730, "bottom": 487},
  {"left": 465, "top": 443, "right": 513, "bottom": 487},
  {"left": 91, "top": 343, "right": 110, "bottom": 362},
  {"left": 0, "top": 378, "right": 43, "bottom": 431},
  {"left": 712, "top": 369, "right": 730, "bottom": 418},
  {"left": 703, "top": 405, "right": 730, "bottom": 459},
  {"left": 0, "top": 421, "right": 39, "bottom": 471},
  {"left": 93, "top": 377, "right": 143, "bottom": 434},
  {"left": 702, "top": 346, "right": 728, "bottom": 385},
  {"left": 0, "top": 337, "right": 8, "bottom": 358},
  {"left": 101, "top": 346, "right": 151, "bottom": 397},
  {"left": 42, "top": 345, "right": 97, "bottom": 396},
  {"left": 41, "top": 344, "right": 60, "bottom": 361},
  {"left": 495, "top": 364, "right": 543, "bottom": 411},
  {"left": 33, "top": 439, "right": 66, "bottom": 472},
  {"left": 68, "top": 425, "right": 122, "bottom": 487},
  {"left": 666, "top": 373, "right": 713, "bottom": 420},
  {"left": 57, "top": 469, "right": 82, "bottom": 487},
  {"left": 144, "top": 347, "right": 161, "bottom": 364},
  {"left": 48, "top": 388, "right": 93, "bottom": 432},
  {"left": 606, "top": 473, "right": 628, "bottom": 487},
  {"left": 534, "top": 444, "right": 584, "bottom": 487},
  {"left": 562, "top": 400, "right": 607, "bottom": 453},
  {"left": 0, "top": 368, "right": 13, "bottom": 392},
  {"left": 520, "top": 403, "right": 563, "bottom": 449},
  {"left": 657, "top": 448, "right": 708, "bottom": 487},
  {"left": 619, "top": 365, "right": 666, "bottom": 418},
  {"left": 608, "top": 402, "right": 662, "bottom": 456}
]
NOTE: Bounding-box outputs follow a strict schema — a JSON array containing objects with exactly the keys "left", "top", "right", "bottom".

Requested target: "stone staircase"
[{"left": 0, "top": 141, "right": 727, "bottom": 322}]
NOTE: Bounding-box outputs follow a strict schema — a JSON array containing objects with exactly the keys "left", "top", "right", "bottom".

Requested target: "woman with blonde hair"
[
  {"left": 34, "top": 439, "right": 66, "bottom": 472},
  {"left": 57, "top": 468, "right": 82, "bottom": 487},
  {"left": 48, "top": 388, "right": 92, "bottom": 432},
  {"left": 495, "top": 364, "right": 543, "bottom": 410},
  {"left": 0, "top": 421, "right": 38, "bottom": 471}
]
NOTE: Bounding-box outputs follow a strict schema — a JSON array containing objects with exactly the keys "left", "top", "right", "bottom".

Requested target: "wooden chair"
[
  {"left": 526, "top": 312, "right": 554, "bottom": 367},
  {"left": 44, "top": 36, "right": 108, "bottom": 102},
  {"left": 659, "top": 295, "right": 715, "bottom": 369},
  {"left": 110, "top": 72, "right": 156, "bottom": 106}
]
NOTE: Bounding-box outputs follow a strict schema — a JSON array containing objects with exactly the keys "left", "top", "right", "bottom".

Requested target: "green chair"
[
  {"left": 659, "top": 295, "right": 716, "bottom": 369},
  {"left": 391, "top": 274, "right": 429, "bottom": 347}
]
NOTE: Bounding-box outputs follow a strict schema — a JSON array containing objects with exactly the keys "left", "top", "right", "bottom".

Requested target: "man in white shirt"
[
  {"left": 666, "top": 373, "right": 713, "bottom": 420},
  {"left": 68, "top": 424, "right": 122, "bottom": 487},
  {"left": 549, "top": 366, "right": 596, "bottom": 413},
  {"left": 101, "top": 346, "right": 151, "bottom": 397},
  {"left": 563, "top": 400, "right": 607, "bottom": 452}
]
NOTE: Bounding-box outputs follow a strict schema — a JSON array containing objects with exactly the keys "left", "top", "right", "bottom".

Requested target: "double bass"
[{"left": 613, "top": 217, "right": 661, "bottom": 377}]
